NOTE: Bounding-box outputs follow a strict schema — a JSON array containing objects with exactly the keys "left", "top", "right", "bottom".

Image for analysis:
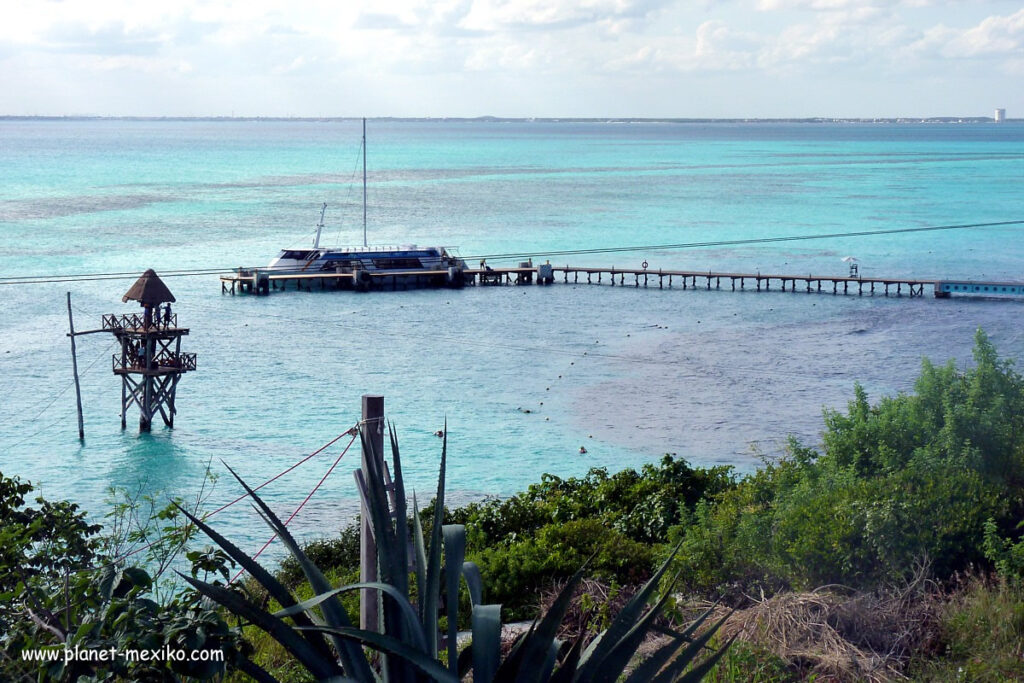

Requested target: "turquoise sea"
[{"left": 1, "top": 119, "right": 1022, "bottom": 557}]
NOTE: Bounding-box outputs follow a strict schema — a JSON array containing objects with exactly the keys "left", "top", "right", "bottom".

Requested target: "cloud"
[
  {"left": 354, "top": 12, "right": 413, "bottom": 30},
  {"left": 42, "top": 21, "right": 164, "bottom": 56},
  {"left": 756, "top": 0, "right": 926, "bottom": 9},
  {"left": 0, "top": 0, "right": 1020, "bottom": 117},
  {"left": 910, "top": 8, "right": 1024, "bottom": 59},
  {"left": 695, "top": 20, "right": 763, "bottom": 67},
  {"left": 460, "top": 0, "right": 669, "bottom": 32}
]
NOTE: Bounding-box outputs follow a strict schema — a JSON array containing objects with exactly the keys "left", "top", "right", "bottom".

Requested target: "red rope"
[
  {"left": 206, "top": 427, "right": 356, "bottom": 518},
  {"left": 230, "top": 430, "right": 357, "bottom": 584},
  {"left": 110, "top": 425, "right": 359, "bottom": 565}
]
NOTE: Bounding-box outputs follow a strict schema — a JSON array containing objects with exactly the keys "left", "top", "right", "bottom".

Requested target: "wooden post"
[
  {"left": 66, "top": 293, "right": 85, "bottom": 441},
  {"left": 360, "top": 394, "right": 385, "bottom": 632}
]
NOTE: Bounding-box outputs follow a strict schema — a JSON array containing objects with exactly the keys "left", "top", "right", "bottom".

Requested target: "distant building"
[{"left": 995, "top": 108, "right": 1006, "bottom": 123}]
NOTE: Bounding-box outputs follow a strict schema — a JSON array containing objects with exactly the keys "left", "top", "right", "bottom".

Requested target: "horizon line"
[{"left": 0, "top": 115, "right": 1015, "bottom": 124}]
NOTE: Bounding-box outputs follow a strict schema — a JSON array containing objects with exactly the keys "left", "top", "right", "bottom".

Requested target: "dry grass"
[
  {"left": 536, "top": 578, "right": 639, "bottom": 643},
  {"left": 712, "top": 565, "right": 945, "bottom": 682}
]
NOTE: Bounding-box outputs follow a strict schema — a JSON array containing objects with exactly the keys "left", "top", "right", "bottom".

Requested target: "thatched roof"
[{"left": 122, "top": 269, "right": 176, "bottom": 306}]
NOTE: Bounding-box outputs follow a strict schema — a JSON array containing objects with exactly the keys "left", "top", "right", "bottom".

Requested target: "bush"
[
  {"left": 674, "top": 330, "right": 1024, "bottom": 593},
  {"left": 472, "top": 518, "right": 657, "bottom": 619},
  {"left": 276, "top": 525, "right": 361, "bottom": 588},
  {"left": 0, "top": 473, "right": 246, "bottom": 681},
  {"left": 908, "top": 576, "right": 1024, "bottom": 681},
  {"left": 460, "top": 455, "right": 734, "bottom": 551},
  {"left": 983, "top": 517, "right": 1024, "bottom": 584}
]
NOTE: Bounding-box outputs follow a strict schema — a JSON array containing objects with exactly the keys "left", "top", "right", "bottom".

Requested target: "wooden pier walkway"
[{"left": 220, "top": 265, "right": 1024, "bottom": 300}]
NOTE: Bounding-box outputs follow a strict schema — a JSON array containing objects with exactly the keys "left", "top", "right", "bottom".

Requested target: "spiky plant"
[{"left": 177, "top": 423, "right": 732, "bottom": 681}]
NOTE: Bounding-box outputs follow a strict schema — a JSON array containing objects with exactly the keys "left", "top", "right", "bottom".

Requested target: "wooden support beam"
[{"left": 66, "top": 293, "right": 85, "bottom": 441}]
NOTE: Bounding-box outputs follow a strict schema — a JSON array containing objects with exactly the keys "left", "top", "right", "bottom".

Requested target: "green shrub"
[
  {"left": 277, "top": 525, "right": 361, "bottom": 588},
  {"left": 983, "top": 517, "right": 1024, "bottom": 584},
  {"left": 460, "top": 455, "right": 734, "bottom": 551},
  {"left": 673, "top": 330, "right": 1024, "bottom": 593},
  {"left": 0, "top": 472, "right": 246, "bottom": 681},
  {"left": 908, "top": 577, "right": 1024, "bottom": 681},
  {"left": 472, "top": 518, "right": 656, "bottom": 619},
  {"left": 703, "top": 639, "right": 800, "bottom": 682}
]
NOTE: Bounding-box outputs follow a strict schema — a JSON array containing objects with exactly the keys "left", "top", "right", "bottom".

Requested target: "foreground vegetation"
[
  {"left": 277, "top": 330, "right": 1024, "bottom": 679},
  {"left": 2, "top": 329, "right": 1023, "bottom": 680}
]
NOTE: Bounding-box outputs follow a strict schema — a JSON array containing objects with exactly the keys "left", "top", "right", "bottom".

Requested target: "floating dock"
[{"left": 220, "top": 265, "right": 1023, "bottom": 299}]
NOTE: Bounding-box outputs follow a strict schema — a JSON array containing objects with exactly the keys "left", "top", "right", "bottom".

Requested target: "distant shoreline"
[{"left": 0, "top": 115, "right": 1015, "bottom": 124}]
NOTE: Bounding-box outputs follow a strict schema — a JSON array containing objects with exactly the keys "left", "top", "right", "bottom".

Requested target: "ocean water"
[{"left": 1, "top": 119, "right": 1022, "bottom": 559}]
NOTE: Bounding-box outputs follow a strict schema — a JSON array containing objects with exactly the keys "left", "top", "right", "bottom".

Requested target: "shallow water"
[{"left": 1, "top": 119, "right": 1022, "bottom": 559}]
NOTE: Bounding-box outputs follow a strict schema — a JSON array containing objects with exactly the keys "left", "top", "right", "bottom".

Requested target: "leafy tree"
[{"left": 0, "top": 472, "right": 249, "bottom": 681}]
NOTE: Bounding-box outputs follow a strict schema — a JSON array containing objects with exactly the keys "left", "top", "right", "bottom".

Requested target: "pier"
[{"left": 220, "top": 265, "right": 1023, "bottom": 300}]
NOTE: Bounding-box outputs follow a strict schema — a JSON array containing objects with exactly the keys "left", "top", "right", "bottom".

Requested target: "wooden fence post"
[{"left": 360, "top": 394, "right": 385, "bottom": 632}]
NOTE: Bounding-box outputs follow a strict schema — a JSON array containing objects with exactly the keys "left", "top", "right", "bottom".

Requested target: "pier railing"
[{"left": 220, "top": 263, "right": 1024, "bottom": 301}]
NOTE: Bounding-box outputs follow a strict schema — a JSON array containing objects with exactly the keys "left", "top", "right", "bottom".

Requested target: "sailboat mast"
[
  {"left": 362, "top": 117, "right": 367, "bottom": 248},
  {"left": 313, "top": 202, "right": 326, "bottom": 249}
]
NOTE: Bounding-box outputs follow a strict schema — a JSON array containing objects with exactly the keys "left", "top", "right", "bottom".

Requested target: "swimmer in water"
[{"left": 579, "top": 446, "right": 587, "bottom": 454}]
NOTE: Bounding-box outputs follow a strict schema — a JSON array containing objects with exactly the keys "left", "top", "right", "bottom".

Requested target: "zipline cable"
[
  {"left": 230, "top": 429, "right": 358, "bottom": 583},
  {"left": 107, "top": 426, "right": 359, "bottom": 567},
  {"left": 0, "top": 219, "right": 1020, "bottom": 286}
]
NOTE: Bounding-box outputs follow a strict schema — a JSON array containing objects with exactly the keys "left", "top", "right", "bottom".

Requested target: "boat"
[{"left": 267, "top": 120, "right": 467, "bottom": 280}]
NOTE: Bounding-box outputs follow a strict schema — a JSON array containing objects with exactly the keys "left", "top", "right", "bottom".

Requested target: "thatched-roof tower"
[{"left": 122, "top": 269, "right": 176, "bottom": 307}]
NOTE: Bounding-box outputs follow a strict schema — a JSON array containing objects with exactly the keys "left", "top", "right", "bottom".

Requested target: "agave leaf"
[
  {"left": 471, "top": 604, "right": 502, "bottom": 683},
  {"left": 443, "top": 525, "right": 467, "bottom": 675},
  {"left": 173, "top": 503, "right": 333, "bottom": 657},
  {"left": 235, "top": 655, "right": 287, "bottom": 683},
  {"left": 462, "top": 562, "right": 484, "bottom": 606},
  {"left": 577, "top": 629, "right": 607, "bottom": 671},
  {"left": 176, "top": 572, "right": 341, "bottom": 680},
  {"left": 512, "top": 565, "right": 588, "bottom": 683},
  {"left": 622, "top": 633, "right": 685, "bottom": 683},
  {"left": 357, "top": 425, "right": 412, "bottom": 680},
  {"left": 457, "top": 641, "right": 475, "bottom": 680},
  {"left": 412, "top": 492, "right": 428, "bottom": 621},
  {"left": 650, "top": 612, "right": 732, "bottom": 683},
  {"left": 274, "top": 582, "right": 428, "bottom": 653},
  {"left": 539, "top": 639, "right": 561, "bottom": 681},
  {"left": 358, "top": 428, "right": 400, "bottom": 584},
  {"left": 493, "top": 627, "right": 531, "bottom": 682},
  {"left": 422, "top": 433, "right": 448, "bottom": 656},
  {"left": 588, "top": 571, "right": 684, "bottom": 683},
  {"left": 223, "top": 464, "right": 373, "bottom": 682},
  {"left": 388, "top": 422, "right": 410, "bottom": 595},
  {"left": 672, "top": 603, "right": 718, "bottom": 643},
  {"left": 576, "top": 544, "right": 681, "bottom": 679},
  {"left": 669, "top": 633, "right": 738, "bottom": 683},
  {"left": 297, "top": 625, "right": 460, "bottom": 683},
  {"left": 548, "top": 633, "right": 585, "bottom": 683}
]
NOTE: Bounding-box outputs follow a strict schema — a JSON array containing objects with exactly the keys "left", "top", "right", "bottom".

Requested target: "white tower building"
[{"left": 995, "top": 108, "right": 1006, "bottom": 123}]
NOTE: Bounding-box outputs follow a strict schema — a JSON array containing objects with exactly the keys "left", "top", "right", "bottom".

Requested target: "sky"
[{"left": 0, "top": 0, "right": 1021, "bottom": 118}]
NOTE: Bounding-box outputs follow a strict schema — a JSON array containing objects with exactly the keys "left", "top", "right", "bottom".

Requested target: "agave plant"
[{"left": 176, "top": 422, "right": 732, "bottom": 681}]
